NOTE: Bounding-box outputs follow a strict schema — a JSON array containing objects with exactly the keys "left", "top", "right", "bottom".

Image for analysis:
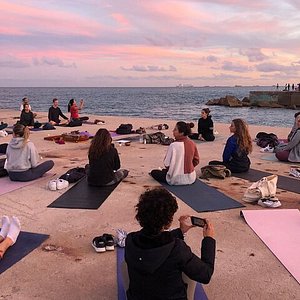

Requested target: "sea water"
[{"left": 0, "top": 86, "right": 296, "bottom": 128}]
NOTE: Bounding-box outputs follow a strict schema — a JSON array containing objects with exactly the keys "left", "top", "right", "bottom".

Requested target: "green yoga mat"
[{"left": 160, "top": 179, "right": 244, "bottom": 212}]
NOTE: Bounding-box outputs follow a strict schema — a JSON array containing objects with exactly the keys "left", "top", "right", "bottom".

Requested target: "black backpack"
[
  {"left": 116, "top": 124, "right": 133, "bottom": 134},
  {"left": 0, "top": 158, "right": 8, "bottom": 177},
  {"left": 256, "top": 132, "right": 279, "bottom": 148},
  {"left": 59, "top": 167, "right": 86, "bottom": 183}
]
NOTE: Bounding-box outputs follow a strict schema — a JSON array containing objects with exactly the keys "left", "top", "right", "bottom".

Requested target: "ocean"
[{"left": 0, "top": 86, "right": 295, "bottom": 128}]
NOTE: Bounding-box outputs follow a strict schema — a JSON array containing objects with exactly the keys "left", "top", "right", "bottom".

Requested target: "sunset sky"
[{"left": 1, "top": 0, "right": 300, "bottom": 87}]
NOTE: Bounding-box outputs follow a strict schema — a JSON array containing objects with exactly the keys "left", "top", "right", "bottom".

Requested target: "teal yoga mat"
[
  {"left": 160, "top": 179, "right": 244, "bottom": 212},
  {"left": 0, "top": 231, "right": 49, "bottom": 274}
]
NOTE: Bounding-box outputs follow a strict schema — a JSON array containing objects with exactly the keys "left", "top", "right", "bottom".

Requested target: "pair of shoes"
[
  {"left": 289, "top": 168, "right": 300, "bottom": 178},
  {"left": 48, "top": 179, "right": 69, "bottom": 191},
  {"left": 157, "top": 124, "right": 169, "bottom": 130},
  {"left": 92, "top": 234, "right": 115, "bottom": 253},
  {"left": 260, "top": 145, "right": 274, "bottom": 153},
  {"left": 258, "top": 197, "right": 281, "bottom": 208},
  {"left": 94, "top": 119, "right": 105, "bottom": 124}
]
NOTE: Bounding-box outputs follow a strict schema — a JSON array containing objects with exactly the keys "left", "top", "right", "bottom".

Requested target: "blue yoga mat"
[
  {"left": 160, "top": 179, "right": 244, "bottom": 212},
  {"left": 117, "top": 247, "right": 208, "bottom": 300},
  {"left": 0, "top": 231, "right": 49, "bottom": 274}
]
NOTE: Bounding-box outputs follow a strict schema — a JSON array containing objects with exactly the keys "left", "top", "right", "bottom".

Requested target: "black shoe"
[
  {"left": 102, "top": 234, "right": 115, "bottom": 251},
  {"left": 92, "top": 236, "right": 106, "bottom": 253}
]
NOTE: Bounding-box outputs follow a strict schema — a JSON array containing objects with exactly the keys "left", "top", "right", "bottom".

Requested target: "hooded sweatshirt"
[
  {"left": 164, "top": 136, "right": 199, "bottom": 185},
  {"left": 125, "top": 228, "right": 216, "bottom": 300},
  {"left": 284, "top": 128, "right": 300, "bottom": 162},
  {"left": 4, "top": 137, "right": 39, "bottom": 172}
]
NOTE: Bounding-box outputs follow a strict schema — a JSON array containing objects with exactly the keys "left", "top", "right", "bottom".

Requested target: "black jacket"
[
  {"left": 198, "top": 116, "right": 214, "bottom": 140},
  {"left": 125, "top": 228, "right": 216, "bottom": 300},
  {"left": 87, "top": 145, "right": 120, "bottom": 186},
  {"left": 20, "top": 110, "right": 34, "bottom": 126},
  {"left": 48, "top": 106, "right": 68, "bottom": 123}
]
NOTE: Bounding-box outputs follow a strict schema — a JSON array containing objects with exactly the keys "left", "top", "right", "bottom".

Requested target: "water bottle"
[{"left": 139, "top": 134, "right": 143, "bottom": 144}]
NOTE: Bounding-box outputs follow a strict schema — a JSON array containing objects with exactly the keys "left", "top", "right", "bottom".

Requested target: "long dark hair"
[
  {"left": 88, "top": 128, "right": 112, "bottom": 160},
  {"left": 232, "top": 118, "right": 252, "bottom": 153},
  {"left": 68, "top": 99, "right": 75, "bottom": 112}
]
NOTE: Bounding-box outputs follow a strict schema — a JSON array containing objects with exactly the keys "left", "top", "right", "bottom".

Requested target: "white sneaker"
[
  {"left": 289, "top": 168, "right": 300, "bottom": 178},
  {"left": 56, "top": 179, "right": 69, "bottom": 190},
  {"left": 48, "top": 180, "right": 57, "bottom": 191},
  {"left": 258, "top": 198, "right": 281, "bottom": 208},
  {"left": 260, "top": 145, "right": 274, "bottom": 153},
  {"left": 0, "top": 130, "right": 8, "bottom": 137}
]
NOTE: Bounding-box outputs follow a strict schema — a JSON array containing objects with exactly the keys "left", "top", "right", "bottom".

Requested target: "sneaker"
[
  {"left": 102, "top": 234, "right": 115, "bottom": 251},
  {"left": 92, "top": 236, "right": 106, "bottom": 253},
  {"left": 258, "top": 198, "right": 281, "bottom": 208},
  {"left": 48, "top": 180, "right": 57, "bottom": 191},
  {"left": 260, "top": 145, "right": 274, "bottom": 153},
  {"left": 56, "top": 179, "right": 69, "bottom": 190},
  {"left": 289, "top": 168, "right": 300, "bottom": 178}
]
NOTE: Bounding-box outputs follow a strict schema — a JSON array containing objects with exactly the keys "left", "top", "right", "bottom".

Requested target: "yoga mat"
[
  {"left": 0, "top": 231, "right": 49, "bottom": 274},
  {"left": 260, "top": 154, "right": 297, "bottom": 164},
  {"left": 48, "top": 177, "right": 120, "bottom": 209},
  {"left": 0, "top": 173, "right": 54, "bottom": 197},
  {"left": 117, "top": 247, "right": 208, "bottom": 300},
  {"left": 233, "top": 169, "right": 300, "bottom": 194},
  {"left": 241, "top": 209, "right": 300, "bottom": 284},
  {"left": 160, "top": 179, "right": 244, "bottom": 212},
  {"left": 30, "top": 128, "right": 43, "bottom": 131}
]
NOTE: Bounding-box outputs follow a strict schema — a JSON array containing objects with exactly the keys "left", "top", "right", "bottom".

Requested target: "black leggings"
[
  {"left": 189, "top": 133, "right": 215, "bottom": 141},
  {"left": 150, "top": 169, "right": 168, "bottom": 183},
  {"left": 8, "top": 160, "right": 54, "bottom": 182},
  {"left": 209, "top": 160, "right": 249, "bottom": 173},
  {"left": 0, "top": 143, "right": 8, "bottom": 154}
]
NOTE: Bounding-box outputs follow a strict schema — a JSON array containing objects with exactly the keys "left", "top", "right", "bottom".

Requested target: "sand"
[{"left": 0, "top": 109, "right": 299, "bottom": 300}]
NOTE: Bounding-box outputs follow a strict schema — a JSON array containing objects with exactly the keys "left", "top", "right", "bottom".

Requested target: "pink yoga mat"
[
  {"left": 0, "top": 173, "right": 54, "bottom": 196},
  {"left": 242, "top": 209, "right": 300, "bottom": 284}
]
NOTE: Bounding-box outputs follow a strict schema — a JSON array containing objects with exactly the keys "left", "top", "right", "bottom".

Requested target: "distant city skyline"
[{"left": 1, "top": 0, "right": 300, "bottom": 87}]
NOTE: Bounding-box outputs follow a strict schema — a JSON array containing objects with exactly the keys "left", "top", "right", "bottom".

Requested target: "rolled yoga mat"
[
  {"left": 116, "top": 247, "right": 208, "bottom": 300},
  {"left": 48, "top": 177, "right": 120, "bottom": 209},
  {"left": 0, "top": 231, "right": 49, "bottom": 274},
  {"left": 159, "top": 179, "right": 244, "bottom": 212},
  {"left": 233, "top": 169, "right": 300, "bottom": 194},
  {"left": 241, "top": 209, "right": 300, "bottom": 284}
]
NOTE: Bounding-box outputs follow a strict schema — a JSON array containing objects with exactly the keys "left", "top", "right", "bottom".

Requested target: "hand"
[
  {"left": 80, "top": 99, "right": 84, "bottom": 103},
  {"left": 203, "top": 220, "right": 214, "bottom": 238},
  {"left": 179, "top": 215, "right": 194, "bottom": 234}
]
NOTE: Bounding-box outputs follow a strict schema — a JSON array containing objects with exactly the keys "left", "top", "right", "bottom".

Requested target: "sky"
[{"left": 1, "top": 0, "right": 300, "bottom": 87}]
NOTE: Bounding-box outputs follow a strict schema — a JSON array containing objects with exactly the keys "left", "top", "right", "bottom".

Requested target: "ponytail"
[{"left": 13, "top": 124, "right": 30, "bottom": 146}]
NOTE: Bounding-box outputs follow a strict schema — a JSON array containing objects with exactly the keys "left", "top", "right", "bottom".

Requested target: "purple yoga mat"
[{"left": 116, "top": 247, "right": 208, "bottom": 300}]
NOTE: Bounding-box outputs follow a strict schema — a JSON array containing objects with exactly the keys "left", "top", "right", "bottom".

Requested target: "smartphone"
[{"left": 191, "top": 216, "right": 206, "bottom": 227}]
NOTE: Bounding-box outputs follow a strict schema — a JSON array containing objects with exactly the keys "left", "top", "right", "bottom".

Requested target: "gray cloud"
[
  {"left": 239, "top": 48, "right": 269, "bottom": 62},
  {"left": 0, "top": 55, "right": 30, "bottom": 68},
  {"left": 220, "top": 61, "right": 251, "bottom": 72},
  {"left": 120, "top": 65, "right": 177, "bottom": 72},
  {"left": 33, "top": 57, "right": 76, "bottom": 68},
  {"left": 255, "top": 62, "right": 300, "bottom": 74}
]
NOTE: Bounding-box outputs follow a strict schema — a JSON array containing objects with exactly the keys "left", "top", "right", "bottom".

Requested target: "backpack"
[
  {"left": 256, "top": 132, "right": 279, "bottom": 148},
  {"left": 143, "top": 132, "right": 174, "bottom": 145},
  {"left": 116, "top": 124, "right": 133, "bottom": 134},
  {"left": 59, "top": 167, "right": 86, "bottom": 183},
  {"left": 200, "top": 165, "right": 231, "bottom": 179},
  {"left": 42, "top": 123, "right": 56, "bottom": 130}
]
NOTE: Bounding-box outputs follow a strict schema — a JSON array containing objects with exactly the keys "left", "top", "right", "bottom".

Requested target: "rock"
[
  {"left": 206, "top": 95, "right": 242, "bottom": 107},
  {"left": 256, "top": 101, "right": 284, "bottom": 108},
  {"left": 242, "top": 97, "right": 250, "bottom": 103}
]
